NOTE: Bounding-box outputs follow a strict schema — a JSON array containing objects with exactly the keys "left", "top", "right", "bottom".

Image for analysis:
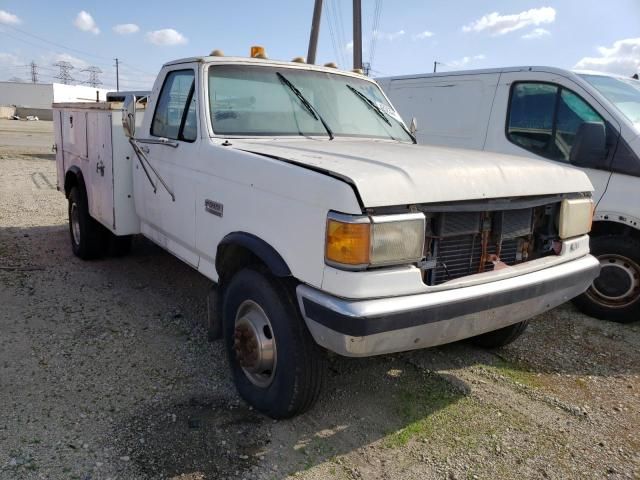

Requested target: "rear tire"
[
  {"left": 470, "top": 321, "right": 529, "bottom": 348},
  {"left": 222, "top": 268, "right": 326, "bottom": 418},
  {"left": 68, "top": 186, "right": 105, "bottom": 260},
  {"left": 573, "top": 235, "right": 640, "bottom": 323}
]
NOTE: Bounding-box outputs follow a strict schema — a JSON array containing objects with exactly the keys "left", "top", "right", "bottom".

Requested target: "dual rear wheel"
[{"left": 68, "top": 186, "right": 132, "bottom": 259}]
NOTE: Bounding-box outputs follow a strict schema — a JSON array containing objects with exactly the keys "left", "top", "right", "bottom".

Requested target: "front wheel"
[
  {"left": 222, "top": 269, "right": 326, "bottom": 418},
  {"left": 573, "top": 235, "right": 640, "bottom": 323}
]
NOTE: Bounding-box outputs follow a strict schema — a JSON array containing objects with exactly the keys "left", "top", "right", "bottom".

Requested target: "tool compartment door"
[{"left": 87, "top": 111, "right": 114, "bottom": 230}]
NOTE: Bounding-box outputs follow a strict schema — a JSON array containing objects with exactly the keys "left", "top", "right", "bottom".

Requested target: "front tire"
[
  {"left": 470, "top": 321, "right": 529, "bottom": 348},
  {"left": 222, "top": 269, "right": 326, "bottom": 418},
  {"left": 573, "top": 235, "right": 640, "bottom": 323},
  {"left": 68, "top": 186, "right": 105, "bottom": 260}
]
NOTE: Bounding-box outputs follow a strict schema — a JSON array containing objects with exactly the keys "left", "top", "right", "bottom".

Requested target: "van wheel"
[
  {"left": 573, "top": 235, "right": 640, "bottom": 323},
  {"left": 470, "top": 321, "right": 529, "bottom": 348},
  {"left": 222, "top": 268, "right": 326, "bottom": 418},
  {"left": 68, "top": 186, "right": 105, "bottom": 260}
]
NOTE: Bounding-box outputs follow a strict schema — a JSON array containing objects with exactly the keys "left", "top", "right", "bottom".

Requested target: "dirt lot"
[{"left": 1, "top": 118, "right": 639, "bottom": 480}]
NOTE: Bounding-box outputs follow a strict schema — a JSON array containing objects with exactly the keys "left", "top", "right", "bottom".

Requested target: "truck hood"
[{"left": 232, "top": 139, "right": 593, "bottom": 208}]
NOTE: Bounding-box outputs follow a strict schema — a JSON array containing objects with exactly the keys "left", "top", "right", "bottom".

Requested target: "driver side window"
[
  {"left": 151, "top": 69, "right": 197, "bottom": 142},
  {"left": 507, "top": 82, "right": 606, "bottom": 163}
]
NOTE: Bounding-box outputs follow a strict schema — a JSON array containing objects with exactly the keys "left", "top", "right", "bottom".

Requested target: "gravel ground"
[{"left": 0, "top": 118, "right": 639, "bottom": 480}]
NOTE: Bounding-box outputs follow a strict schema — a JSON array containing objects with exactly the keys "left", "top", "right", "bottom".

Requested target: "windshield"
[
  {"left": 207, "top": 64, "right": 412, "bottom": 142},
  {"left": 580, "top": 74, "right": 640, "bottom": 130}
]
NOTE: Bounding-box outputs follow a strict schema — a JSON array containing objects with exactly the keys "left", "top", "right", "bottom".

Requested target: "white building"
[{"left": 0, "top": 82, "right": 110, "bottom": 120}]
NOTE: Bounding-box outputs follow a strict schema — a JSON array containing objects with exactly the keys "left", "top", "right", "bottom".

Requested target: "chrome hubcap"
[
  {"left": 70, "top": 202, "right": 81, "bottom": 245},
  {"left": 588, "top": 254, "right": 640, "bottom": 308},
  {"left": 233, "top": 300, "right": 277, "bottom": 387}
]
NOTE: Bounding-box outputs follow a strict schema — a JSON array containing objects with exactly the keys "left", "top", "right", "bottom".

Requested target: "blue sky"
[{"left": 0, "top": 0, "right": 639, "bottom": 90}]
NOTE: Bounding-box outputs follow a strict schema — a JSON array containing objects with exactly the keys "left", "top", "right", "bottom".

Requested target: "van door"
[
  {"left": 486, "top": 71, "right": 621, "bottom": 204},
  {"left": 134, "top": 67, "right": 200, "bottom": 266},
  {"left": 387, "top": 74, "right": 499, "bottom": 150}
]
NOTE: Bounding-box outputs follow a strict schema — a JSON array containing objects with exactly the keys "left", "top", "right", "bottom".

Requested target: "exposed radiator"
[{"left": 427, "top": 209, "right": 533, "bottom": 285}]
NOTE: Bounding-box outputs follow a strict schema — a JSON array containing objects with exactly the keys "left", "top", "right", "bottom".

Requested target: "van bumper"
[{"left": 296, "top": 255, "right": 600, "bottom": 357}]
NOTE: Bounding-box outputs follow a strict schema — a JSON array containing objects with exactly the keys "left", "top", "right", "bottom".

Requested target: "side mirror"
[
  {"left": 409, "top": 117, "right": 418, "bottom": 136},
  {"left": 122, "top": 95, "right": 136, "bottom": 138},
  {"left": 570, "top": 122, "right": 607, "bottom": 169}
]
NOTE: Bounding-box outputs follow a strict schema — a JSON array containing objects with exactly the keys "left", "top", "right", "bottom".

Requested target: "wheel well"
[
  {"left": 591, "top": 220, "right": 640, "bottom": 240},
  {"left": 215, "top": 233, "right": 292, "bottom": 285},
  {"left": 64, "top": 168, "right": 85, "bottom": 198},
  {"left": 216, "top": 244, "right": 264, "bottom": 284}
]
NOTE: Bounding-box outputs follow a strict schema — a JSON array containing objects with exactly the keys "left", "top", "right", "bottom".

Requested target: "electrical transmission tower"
[
  {"left": 81, "top": 66, "right": 103, "bottom": 88},
  {"left": 29, "top": 61, "right": 39, "bottom": 83},
  {"left": 53, "top": 61, "right": 75, "bottom": 85}
]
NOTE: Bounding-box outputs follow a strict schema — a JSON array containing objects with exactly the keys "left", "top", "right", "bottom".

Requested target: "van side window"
[
  {"left": 507, "top": 82, "right": 605, "bottom": 163},
  {"left": 151, "top": 69, "right": 197, "bottom": 142}
]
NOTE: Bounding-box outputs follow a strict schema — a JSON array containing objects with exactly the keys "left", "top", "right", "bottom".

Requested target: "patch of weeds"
[
  {"left": 480, "top": 357, "right": 542, "bottom": 388},
  {"left": 385, "top": 371, "right": 472, "bottom": 448}
]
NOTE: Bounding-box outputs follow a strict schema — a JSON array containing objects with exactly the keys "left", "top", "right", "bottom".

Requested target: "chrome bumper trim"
[{"left": 296, "top": 255, "right": 600, "bottom": 357}]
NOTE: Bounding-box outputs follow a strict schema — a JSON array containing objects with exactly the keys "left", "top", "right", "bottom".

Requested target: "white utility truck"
[
  {"left": 379, "top": 67, "right": 640, "bottom": 323},
  {"left": 54, "top": 51, "right": 599, "bottom": 418}
]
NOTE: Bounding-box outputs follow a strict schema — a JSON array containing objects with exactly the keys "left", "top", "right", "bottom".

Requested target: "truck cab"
[
  {"left": 55, "top": 54, "right": 599, "bottom": 418},
  {"left": 379, "top": 67, "right": 640, "bottom": 323}
]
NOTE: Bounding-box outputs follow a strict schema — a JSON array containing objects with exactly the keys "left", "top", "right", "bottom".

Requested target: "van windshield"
[
  {"left": 207, "top": 64, "right": 412, "bottom": 142},
  {"left": 580, "top": 74, "right": 640, "bottom": 130}
]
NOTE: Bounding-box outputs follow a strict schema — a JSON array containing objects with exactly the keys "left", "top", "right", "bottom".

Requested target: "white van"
[{"left": 379, "top": 67, "right": 640, "bottom": 323}]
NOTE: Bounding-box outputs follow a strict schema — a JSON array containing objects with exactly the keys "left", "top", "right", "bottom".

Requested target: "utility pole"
[
  {"left": 352, "top": 0, "right": 362, "bottom": 70},
  {"left": 29, "top": 61, "right": 38, "bottom": 83},
  {"left": 53, "top": 61, "right": 75, "bottom": 85},
  {"left": 433, "top": 61, "right": 443, "bottom": 73},
  {"left": 307, "top": 0, "right": 323, "bottom": 64},
  {"left": 114, "top": 58, "right": 120, "bottom": 92}
]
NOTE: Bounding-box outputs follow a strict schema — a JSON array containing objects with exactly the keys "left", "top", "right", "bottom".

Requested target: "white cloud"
[
  {"left": 345, "top": 41, "right": 353, "bottom": 52},
  {"left": 74, "top": 11, "right": 100, "bottom": 35},
  {"left": 447, "top": 54, "right": 486, "bottom": 68},
  {"left": 113, "top": 23, "right": 139, "bottom": 35},
  {"left": 463, "top": 7, "right": 555, "bottom": 36},
  {"left": 0, "top": 10, "right": 21, "bottom": 25},
  {"left": 574, "top": 38, "right": 640, "bottom": 76},
  {"left": 46, "top": 52, "right": 89, "bottom": 69},
  {"left": 145, "top": 28, "right": 188, "bottom": 46},
  {"left": 413, "top": 30, "right": 435, "bottom": 40},
  {"left": 521, "top": 28, "right": 551, "bottom": 40},
  {"left": 0, "top": 53, "right": 21, "bottom": 66},
  {"left": 372, "top": 29, "right": 405, "bottom": 41}
]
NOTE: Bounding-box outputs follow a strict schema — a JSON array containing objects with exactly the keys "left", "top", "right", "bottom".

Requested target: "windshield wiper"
[
  {"left": 346, "top": 84, "right": 417, "bottom": 143},
  {"left": 276, "top": 72, "right": 334, "bottom": 140}
]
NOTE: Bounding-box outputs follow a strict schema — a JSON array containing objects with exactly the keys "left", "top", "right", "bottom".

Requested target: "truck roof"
[
  {"left": 163, "top": 55, "right": 370, "bottom": 80},
  {"left": 377, "top": 66, "right": 633, "bottom": 82}
]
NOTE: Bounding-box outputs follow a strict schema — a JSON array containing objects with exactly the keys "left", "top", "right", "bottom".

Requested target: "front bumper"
[{"left": 296, "top": 254, "right": 600, "bottom": 357}]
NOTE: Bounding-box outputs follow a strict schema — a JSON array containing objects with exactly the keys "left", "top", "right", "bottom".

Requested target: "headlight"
[
  {"left": 558, "top": 198, "right": 593, "bottom": 239},
  {"left": 325, "top": 212, "right": 425, "bottom": 269}
]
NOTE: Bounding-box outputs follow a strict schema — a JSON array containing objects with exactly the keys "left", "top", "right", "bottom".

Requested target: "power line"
[
  {"left": 4, "top": 23, "right": 111, "bottom": 62},
  {"left": 330, "top": 0, "right": 347, "bottom": 68},
  {"left": 29, "top": 61, "right": 38, "bottom": 83},
  {"left": 369, "top": 0, "right": 383, "bottom": 70},
  {"left": 53, "top": 61, "right": 75, "bottom": 85},
  {"left": 81, "top": 66, "right": 103, "bottom": 87},
  {"left": 324, "top": 1, "right": 341, "bottom": 67}
]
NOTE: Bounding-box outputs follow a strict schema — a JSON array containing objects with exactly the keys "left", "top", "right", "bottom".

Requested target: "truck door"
[
  {"left": 134, "top": 68, "right": 200, "bottom": 266},
  {"left": 486, "top": 71, "right": 621, "bottom": 204}
]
